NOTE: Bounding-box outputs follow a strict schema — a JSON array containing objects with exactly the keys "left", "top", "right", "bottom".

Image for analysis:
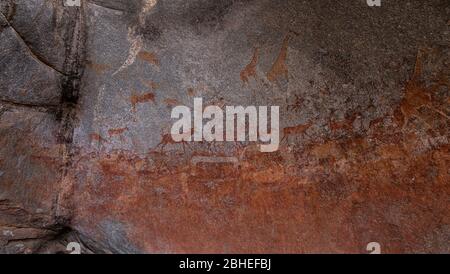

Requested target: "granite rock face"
[{"left": 0, "top": 0, "right": 449, "bottom": 253}]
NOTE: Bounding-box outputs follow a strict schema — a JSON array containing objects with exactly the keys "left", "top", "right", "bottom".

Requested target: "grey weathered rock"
[{"left": 0, "top": 12, "right": 60, "bottom": 106}]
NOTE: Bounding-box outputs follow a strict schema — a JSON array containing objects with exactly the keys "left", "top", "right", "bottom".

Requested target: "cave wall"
[{"left": 0, "top": 0, "right": 449, "bottom": 253}]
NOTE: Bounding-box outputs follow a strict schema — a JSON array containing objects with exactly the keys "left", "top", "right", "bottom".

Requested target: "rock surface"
[{"left": 0, "top": 0, "right": 449, "bottom": 253}]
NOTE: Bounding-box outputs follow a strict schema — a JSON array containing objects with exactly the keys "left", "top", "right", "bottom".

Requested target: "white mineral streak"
[{"left": 113, "top": 0, "right": 158, "bottom": 75}]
